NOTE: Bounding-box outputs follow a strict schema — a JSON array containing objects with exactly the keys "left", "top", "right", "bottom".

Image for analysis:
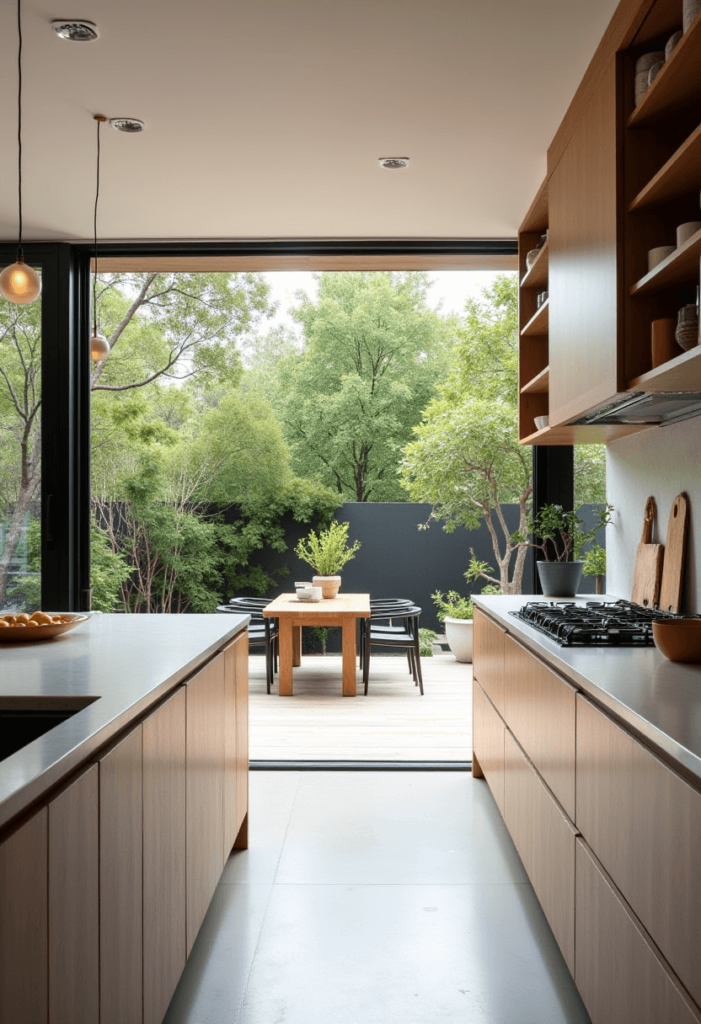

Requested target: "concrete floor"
[
  {"left": 164, "top": 772, "right": 590, "bottom": 1024},
  {"left": 249, "top": 654, "right": 472, "bottom": 761}
]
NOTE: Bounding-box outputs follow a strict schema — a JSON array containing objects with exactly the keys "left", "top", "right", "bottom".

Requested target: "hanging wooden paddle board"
[
  {"left": 658, "top": 493, "right": 689, "bottom": 614},
  {"left": 631, "top": 497, "right": 664, "bottom": 609}
]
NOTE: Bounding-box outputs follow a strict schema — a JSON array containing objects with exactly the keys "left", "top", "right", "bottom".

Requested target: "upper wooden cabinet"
[{"left": 518, "top": 0, "right": 701, "bottom": 445}]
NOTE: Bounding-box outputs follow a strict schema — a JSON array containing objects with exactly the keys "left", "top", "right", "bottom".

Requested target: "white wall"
[{"left": 606, "top": 417, "right": 701, "bottom": 613}]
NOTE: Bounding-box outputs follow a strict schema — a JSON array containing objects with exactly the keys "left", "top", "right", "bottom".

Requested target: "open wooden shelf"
[
  {"left": 520, "top": 299, "right": 549, "bottom": 336},
  {"left": 520, "top": 178, "right": 548, "bottom": 234},
  {"left": 628, "top": 343, "right": 701, "bottom": 392},
  {"left": 520, "top": 240, "right": 549, "bottom": 289},
  {"left": 629, "top": 121, "right": 701, "bottom": 211},
  {"left": 630, "top": 227, "right": 701, "bottom": 294},
  {"left": 520, "top": 365, "right": 550, "bottom": 394},
  {"left": 628, "top": 13, "right": 701, "bottom": 127},
  {"left": 519, "top": 422, "right": 657, "bottom": 446}
]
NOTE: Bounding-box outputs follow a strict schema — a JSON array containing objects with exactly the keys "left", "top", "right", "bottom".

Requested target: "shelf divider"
[
  {"left": 630, "top": 228, "right": 701, "bottom": 295},
  {"left": 520, "top": 239, "right": 549, "bottom": 289},
  {"left": 520, "top": 365, "right": 550, "bottom": 395},
  {"left": 628, "top": 345, "right": 701, "bottom": 392},
  {"left": 629, "top": 122, "right": 701, "bottom": 211},
  {"left": 520, "top": 299, "right": 549, "bottom": 336}
]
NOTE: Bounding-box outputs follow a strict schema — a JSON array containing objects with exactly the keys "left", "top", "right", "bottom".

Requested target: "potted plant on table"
[
  {"left": 295, "top": 521, "right": 361, "bottom": 599},
  {"left": 432, "top": 590, "right": 475, "bottom": 663},
  {"left": 523, "top": 504, "right": 613, "bottom": 597}
]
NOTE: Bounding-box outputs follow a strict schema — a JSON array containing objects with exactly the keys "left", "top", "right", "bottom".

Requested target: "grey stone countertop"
[
  {"left": 0, "top": 612, "right": 249, "bottom": 831},
  {"left": 473, "top": 595, "right": 701, "bottom": 785}
]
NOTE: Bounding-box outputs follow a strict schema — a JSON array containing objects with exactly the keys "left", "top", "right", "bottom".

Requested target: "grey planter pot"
[{"left": 537, "top": 560, "right": 584, "bottom": 598}]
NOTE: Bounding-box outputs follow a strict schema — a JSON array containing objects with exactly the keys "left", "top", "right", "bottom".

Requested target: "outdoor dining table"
[{"left": 263, "top": 592, "right": 371, "bottom": 696}]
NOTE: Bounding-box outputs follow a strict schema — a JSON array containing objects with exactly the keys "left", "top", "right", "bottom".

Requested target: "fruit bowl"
[
  {"left": 652, "top": 619, "right": 701, "bottom": 664},
  {"left": 0, "top": 612, "right": 90, "bottom": 643}
]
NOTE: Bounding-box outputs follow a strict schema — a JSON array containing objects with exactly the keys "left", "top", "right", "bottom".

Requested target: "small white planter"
[{"left": 444, "top": 617, "right": 473, "bottom": 663}]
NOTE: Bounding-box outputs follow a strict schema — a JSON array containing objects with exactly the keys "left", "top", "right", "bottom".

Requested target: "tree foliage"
[{"left": 274, "top": 272, "right": 454, "bottom": 501}]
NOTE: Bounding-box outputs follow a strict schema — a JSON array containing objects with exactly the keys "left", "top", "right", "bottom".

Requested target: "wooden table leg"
[
  {"left": 278, "top": 618, "right": 294, "bottom": 696},
  {"left": 292, "top": 625, "right": 302, "bottom": 667},
  {"left": 342, "top": 618, "right": 357, "bottom": 697}
]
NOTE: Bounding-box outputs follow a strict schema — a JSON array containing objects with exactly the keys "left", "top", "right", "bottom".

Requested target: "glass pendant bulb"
[
  {"left": 90, "top": 326, "right": 109, "bottom": 361},
  {"left": 0, "top": 257, "right": 42, "bottom": 304}
]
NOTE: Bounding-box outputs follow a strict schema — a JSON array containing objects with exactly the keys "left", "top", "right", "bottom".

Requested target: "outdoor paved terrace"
[{"left": 248, "top": 653, "right": 472, "bottom": 762}]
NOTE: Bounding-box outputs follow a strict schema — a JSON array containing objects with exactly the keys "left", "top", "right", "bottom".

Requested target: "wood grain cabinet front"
[
  {"left": 97, "top": 725, "right": 143, "bottom": 1024},
  {"left": 186, "top": 653, "right": 226, "bottom": 954},
  {"left": 473, "top": 680, "right": 505, "bottom": 814},
  {"left": 575, "top": 839, "right": 700, "bottom": 1024},
  {"left": 504, "top": 636, "right": 576, "bottom": 819},
  {"left": 143, "top": 686, "right": 187, "bottom": 1024},
  {"left": 0, "top": 808, "right": 48, "bottom": 1024},
  {"left": 223, "top": 630, "right": 249, "bottom": 858},
  {"left": 577, "top": 695, "right": 701, "bottom": 1009},
  {"left": 503, "top": 729, "right": 576, "bottom": 974},
  {"left": 473, "top": 609, "right": 507, "bottom": 715},
  {"left": 47, "top": 764, "right": 100, "bottom": 1024}
]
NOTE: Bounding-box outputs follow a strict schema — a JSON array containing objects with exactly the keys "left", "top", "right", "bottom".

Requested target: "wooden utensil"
[
  {"left": 658, "top": 493, "right": 689, "bottom": 614},
  {"left": 631, "top": 497, "right": 664, "bottom": 608}
]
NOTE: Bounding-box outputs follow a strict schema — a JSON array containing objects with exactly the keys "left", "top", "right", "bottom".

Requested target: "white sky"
[{"left": 259, "top": 270, "right": 510, "bottom": 337}]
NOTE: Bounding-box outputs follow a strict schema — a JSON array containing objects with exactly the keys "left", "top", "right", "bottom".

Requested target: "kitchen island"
[
  {"left": 0, "top": 612, "right": 250, "bottom": 1024},
  {"left": 473, "top": 595, "right": 701, "bottom": 1024}
]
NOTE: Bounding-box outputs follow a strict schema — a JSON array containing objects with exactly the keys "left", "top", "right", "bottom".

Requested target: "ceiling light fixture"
[
  {"left": 110, "top": 118, "right": 145, "bottom": 133},
  {"left": 378, "top": 157, "right": 410, "bottom": 170},
  {"left": 0, "top": 0, "right": 42, "bottom": 305},
  {"left": 52, "top": 20, "right": 99, "bottom": 41},
  {"left": 90, "top": 116, "right": 109, "bottom": 362}
]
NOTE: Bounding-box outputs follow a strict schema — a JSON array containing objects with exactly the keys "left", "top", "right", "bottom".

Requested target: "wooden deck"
[{"left": 248, "top": 654, "right": 472, "bottom": 762}]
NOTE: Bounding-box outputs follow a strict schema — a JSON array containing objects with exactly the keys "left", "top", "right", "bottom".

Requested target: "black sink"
[{"left": 0, "top": 698, "right": 98, "bottom": 762}]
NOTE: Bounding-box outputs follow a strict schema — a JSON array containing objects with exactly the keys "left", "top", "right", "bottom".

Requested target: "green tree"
[{"left": 275, "top": 272, "right": 454, "bottom": 501}]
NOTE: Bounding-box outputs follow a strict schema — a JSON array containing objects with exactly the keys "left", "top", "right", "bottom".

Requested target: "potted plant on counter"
[
  {"left": 295, "top": 521, "right": 361, "bottom": 599},
  {"left": 432, "top": 590, "right": 474, "bottom": 663},
  {"left": 523, "top": 504, "right": 613, "bottom": 597}
]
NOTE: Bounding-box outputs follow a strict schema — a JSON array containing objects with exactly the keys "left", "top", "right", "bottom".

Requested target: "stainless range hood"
[{"left": 577, "top": 391, "right": 701, "bottom": 427}]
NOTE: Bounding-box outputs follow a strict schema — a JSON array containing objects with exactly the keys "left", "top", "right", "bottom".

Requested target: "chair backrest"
[
  {"left": 228, "top": 596, "right": 269, "bottom": 608},
  {"left": 370, "top": 598, "right": 413, "bottom": 607}
]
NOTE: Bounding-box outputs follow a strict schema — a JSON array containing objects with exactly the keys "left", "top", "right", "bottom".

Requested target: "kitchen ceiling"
[{"left": 0, "top": 0, "right": 619, "bottom": 243}]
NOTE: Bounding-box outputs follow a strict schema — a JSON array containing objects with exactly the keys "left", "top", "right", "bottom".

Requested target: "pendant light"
[
  {"left": 0, "top": 0, "right": 42, "bottom": 305},
  {"left": 90, "top": 115, "right": 110, "bottom": 361}
]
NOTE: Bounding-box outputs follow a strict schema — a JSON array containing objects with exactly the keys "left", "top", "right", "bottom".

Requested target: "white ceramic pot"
[
  {"left": 444, "top": 617, "right": 474, "bottom": 663},
  {"left": 312, "top": 575, "right": 341, "bottom": 599}
]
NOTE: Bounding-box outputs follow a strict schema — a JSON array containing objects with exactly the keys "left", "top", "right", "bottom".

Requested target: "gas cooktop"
[{"left": 510, "top": 600, "right": 679, "bottom": 647}]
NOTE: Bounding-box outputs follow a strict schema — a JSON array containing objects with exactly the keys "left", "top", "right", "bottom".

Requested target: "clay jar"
[{"left": 651, "top": 318, "right": 683, "bottom": 367}]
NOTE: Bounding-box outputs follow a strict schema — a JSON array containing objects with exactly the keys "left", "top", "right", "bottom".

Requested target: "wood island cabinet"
[
  {"left": 0, "top": 809, "right": 48, "bottom": 1024},
  {"left": 0, "top": 626, "right": 248, "bottom": 1024},
  {"left": 143, "top": 686, "right": 187, "bottom": 1024},
  {"left": 472, "top": 681, "right": 505, "bottom": 814}
]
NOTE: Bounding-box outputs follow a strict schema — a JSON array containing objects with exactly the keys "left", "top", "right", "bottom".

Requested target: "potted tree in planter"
[
  {"left": 524, "top": 504, "right": 613, "bottom": 597},
  {"left": 295, "top": 521, "right": 360, "bottom": 599},
  {"left": 432, "top": 591, "right": 475, "bottom": 663}
]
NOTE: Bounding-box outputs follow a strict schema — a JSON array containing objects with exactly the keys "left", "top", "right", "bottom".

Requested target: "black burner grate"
[{"left": 510, "top": 600, "right": 679, "bottom": 646}]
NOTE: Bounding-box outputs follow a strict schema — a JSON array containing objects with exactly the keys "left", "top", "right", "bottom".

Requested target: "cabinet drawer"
[
  {"left": 473, "top": 609, "right": 506, "bottom": 715},
  {"left": 575, "top": 839, "right": 699, "bottom": 1024},
  {"left": 576, "top": 695, "right": 701, "bottom": 1008},
  {"left": 504, "top": 729, "right": 576, "bottom": 974},
  {"left": 473, "top": 680, "right": 505, "bottom": 815},
  {"left": 504, "top": 636, "right": 576, "bottom": 819}
]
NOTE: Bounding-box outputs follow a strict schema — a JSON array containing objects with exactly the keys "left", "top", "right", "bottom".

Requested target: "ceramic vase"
[{"left": 443, "top": 618, "right": 473, "bottom": 663}]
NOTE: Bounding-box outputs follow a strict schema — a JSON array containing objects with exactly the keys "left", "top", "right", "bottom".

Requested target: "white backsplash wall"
[{"left": 607, "top": 416, "right": 700, "bottom": 614}]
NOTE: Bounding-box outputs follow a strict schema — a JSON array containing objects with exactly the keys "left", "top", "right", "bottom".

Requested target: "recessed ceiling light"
[
  {"left": 379, "top": 157, "right": 410, "bottom": 169},
  {"left": 51, "top": 20, "right": 99, "bottom": 41},
  {"left": 110, "top": 118, "right": 145, "bottom": 133}
]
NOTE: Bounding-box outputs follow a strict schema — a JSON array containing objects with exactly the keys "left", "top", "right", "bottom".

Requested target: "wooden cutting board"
[
  {"left": 658, "top": 493, "right": 689, "bottom": 614},
  {"left": 631, "top": 497, "right": 664, "bottom": 608}
]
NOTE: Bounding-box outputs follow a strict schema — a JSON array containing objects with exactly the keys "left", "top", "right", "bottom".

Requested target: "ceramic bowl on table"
[
  {"left": 296, "top": 587, "right": 322, "bottom": 603},
  {"left": 652, "top": 619, "right": 701, "bottom": 664}
]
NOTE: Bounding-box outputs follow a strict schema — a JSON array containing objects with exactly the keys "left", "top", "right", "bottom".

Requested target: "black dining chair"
[
  {"left": 360, "top": 599, "right": 415, "bottom": 671},
  {"left": 363, "top": 604, "right": 424, "bottom": 695},
  {"left": 217, "top": 597, "right": 278, "bottom": 693}
]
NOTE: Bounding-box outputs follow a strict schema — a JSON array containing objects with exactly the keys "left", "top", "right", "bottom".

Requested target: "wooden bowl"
[
  {"left": 652, "top": 619, "right": 701, "bottom": 664},
  {"left": 0, "top": 612, "right": 90, "bottom": 644}
]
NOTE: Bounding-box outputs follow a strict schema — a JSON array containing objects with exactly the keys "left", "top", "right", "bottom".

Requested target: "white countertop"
[
  {"left": 0, "top": 612, "right": 249, "bottom": 831},
  {"left": 473, "top": 595, "right": 701, "bottom": 785}
]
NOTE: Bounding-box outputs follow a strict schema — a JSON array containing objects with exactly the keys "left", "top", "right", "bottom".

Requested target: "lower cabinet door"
[
  {"left": 473, "top": 680, "right": 505, "bottom": 814},
  {"left": 575, "top": 839, "right": 700, "bottom": 1024},
  {"left": 503, "top": 730, "right": 576, "bottom": 974},
  {"left": 48, "top": 764, "right": 100, "bottom": 1024},
  {"left": 143, "top": 686, "right": 187, "bottom": 1024},
  {"left": 473, "top": 609, "right": 506, "bottom": 715},
  {"left": 97, "top": 724, "right": 143, "bottom": 1024},
  {"left": 0, "top": 808, "right": 48, "bottom": 1024},
  {"left": 186, "top": 653, "right": 226, "bottom": 954}
]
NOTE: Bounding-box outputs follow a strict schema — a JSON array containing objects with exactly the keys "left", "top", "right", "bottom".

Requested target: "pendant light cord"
[
  {"left": 17, "top": 0, "right": 23, "bottom": 259},
  {"left": 93, "top": 117, "right": 102, "bottom": 333}
]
